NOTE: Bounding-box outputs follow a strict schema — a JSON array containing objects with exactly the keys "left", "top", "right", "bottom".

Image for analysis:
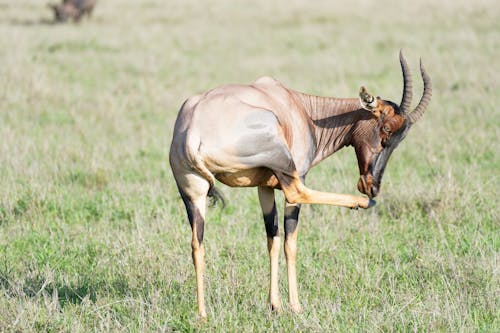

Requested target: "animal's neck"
[{"left": 293, "top": 92, "right": 369, "bottom": 165}]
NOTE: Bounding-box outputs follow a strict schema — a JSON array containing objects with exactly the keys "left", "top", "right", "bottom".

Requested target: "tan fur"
[
  {"left": 215, "top": 168, "right": 279, "bottom": 188},
  {"left": 279, "top": 175, "right": 371, "bottom": 208},
  {"left": 190, "top": 195, "right": 208, "bottom": 318},
  {"left": 268, "top": 236, "right": 281, "bottom": 311},
  {"left": 284, "top": 203, "right": 301, "bottom": 312}
]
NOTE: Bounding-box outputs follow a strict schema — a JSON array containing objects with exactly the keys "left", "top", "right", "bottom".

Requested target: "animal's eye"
[{"left": 383, "top": 125, "right": 391, "bottom": 134}]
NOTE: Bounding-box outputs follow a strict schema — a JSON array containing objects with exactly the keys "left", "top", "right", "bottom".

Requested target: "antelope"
[
  {"left": 169, "top": 52, "right": 431, "bottom": 318},
  {"left": 49, "top": 0, "right": 97, "bottom": 23}
]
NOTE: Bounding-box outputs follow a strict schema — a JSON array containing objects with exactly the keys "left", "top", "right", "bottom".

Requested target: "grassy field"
[{"left": 0, "top": 0, "right": 498, "bottom": 331}]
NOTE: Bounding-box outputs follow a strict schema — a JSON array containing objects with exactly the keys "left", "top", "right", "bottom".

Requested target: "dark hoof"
[{"left": 367, "top": 199, "right": 376, "bottom": 208}]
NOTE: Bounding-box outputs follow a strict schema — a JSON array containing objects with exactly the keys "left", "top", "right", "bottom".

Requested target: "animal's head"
[{"left": 353, "top": 51, "right": 432, "bottom": 198}]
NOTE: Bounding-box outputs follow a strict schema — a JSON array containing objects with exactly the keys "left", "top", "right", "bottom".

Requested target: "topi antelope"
[
  {"left": 49, "top": 0, "right": 97, "bottom": 23},
  {"left": 169, "top": 51, "right": 431, "bottom": 318}
]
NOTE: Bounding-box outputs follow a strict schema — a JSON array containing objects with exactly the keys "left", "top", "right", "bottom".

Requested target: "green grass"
[{"left": 0, "top": 0, "right": 498, "bottom": 331}]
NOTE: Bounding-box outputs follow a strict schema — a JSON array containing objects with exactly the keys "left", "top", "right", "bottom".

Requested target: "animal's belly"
[{"left": 215, "top": 168, "right": 280, "bottom": 188}]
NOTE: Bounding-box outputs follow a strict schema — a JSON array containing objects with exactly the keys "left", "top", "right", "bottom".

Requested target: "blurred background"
[{"left": 0, "top": 0, "right": 498, "bottom": 331}]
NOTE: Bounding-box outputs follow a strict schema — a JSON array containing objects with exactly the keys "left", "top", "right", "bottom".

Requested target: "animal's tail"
[{"left": 208, "top": 185, "right": 226, "bottom": 208}]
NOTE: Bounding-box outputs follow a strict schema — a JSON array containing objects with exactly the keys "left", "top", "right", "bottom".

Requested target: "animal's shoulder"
[
  {"left": 253, "top": 76, "right": 280, "bottom": 85},
  {"left": 253, "top": 76, "right": 290, "bottom": 91},
  {"left": 252, "top": 76, "right": 296, "bottom": 106}
]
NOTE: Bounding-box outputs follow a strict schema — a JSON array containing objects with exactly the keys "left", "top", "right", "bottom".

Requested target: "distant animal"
[
  {"left": 169, "top": 51, "right": 432, "bottom": 318},
  {"left": 48, "top": 0, "right": 97, "bottom": 23}
]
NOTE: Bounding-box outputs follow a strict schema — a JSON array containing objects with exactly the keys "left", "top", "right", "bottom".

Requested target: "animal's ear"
[{"left": 359, "top": 86, "right": 381, "bottom": 118}]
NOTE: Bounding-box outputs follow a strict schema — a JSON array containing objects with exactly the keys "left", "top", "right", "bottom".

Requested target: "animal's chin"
[{"left": 357, "top": 175, "right": 379, "bottom": 198}]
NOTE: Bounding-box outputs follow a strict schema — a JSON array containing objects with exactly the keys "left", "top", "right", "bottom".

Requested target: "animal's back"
[
  {"left": 171, "top": 77, "right": 314, "bottom": 176},
  {"left": 67, "top": 0, "right": 97, "bottom": 10},
  {"left": 177, "top": 77, "right": 302, "bottom": 133}
]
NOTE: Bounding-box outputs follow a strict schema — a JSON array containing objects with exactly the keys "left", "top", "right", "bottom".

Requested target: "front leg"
[
  {"left": 284, "top": 202, "right": 302, "bottom": 313},
  {"left": 258, "top": 186, "right": 281, "bottom": 312}
]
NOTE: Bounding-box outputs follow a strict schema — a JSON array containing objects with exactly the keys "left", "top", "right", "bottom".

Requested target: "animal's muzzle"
[{"left": 357, "top": 174, "right": 380, "bottom": 199}]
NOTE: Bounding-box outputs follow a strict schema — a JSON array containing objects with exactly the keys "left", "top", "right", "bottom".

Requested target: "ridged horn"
[
  {"left": 408, "top": 59, "right": 432, "bottom": 124},
  {"left": 399, "top": 50, "right": 413, "bottom": 115}
]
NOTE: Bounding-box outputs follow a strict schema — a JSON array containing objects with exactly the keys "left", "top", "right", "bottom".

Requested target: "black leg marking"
[
  {"left": 180, "top": 191, "right": 205, "bottom": 244},
  {"left": 263, "top": 202, "right": 279, "bottom": 238},
  {"left": 284, "top": 204, "right": 301, "bottom": 237},
  {"left": 284, "top": 176, "right": 304, "bottom": 236}
]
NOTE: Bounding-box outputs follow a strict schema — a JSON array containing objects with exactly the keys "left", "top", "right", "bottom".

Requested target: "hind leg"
[{"left": 176, "top": 172, "right": 210, "bottom": 319}]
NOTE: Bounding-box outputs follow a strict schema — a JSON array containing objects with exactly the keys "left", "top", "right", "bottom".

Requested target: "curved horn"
[
  {"left": 399, "top": 50, "right": 413, "bottom": 115},
  {"left": 408, "top": 59, "right": 432, "bottom": 124}
]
